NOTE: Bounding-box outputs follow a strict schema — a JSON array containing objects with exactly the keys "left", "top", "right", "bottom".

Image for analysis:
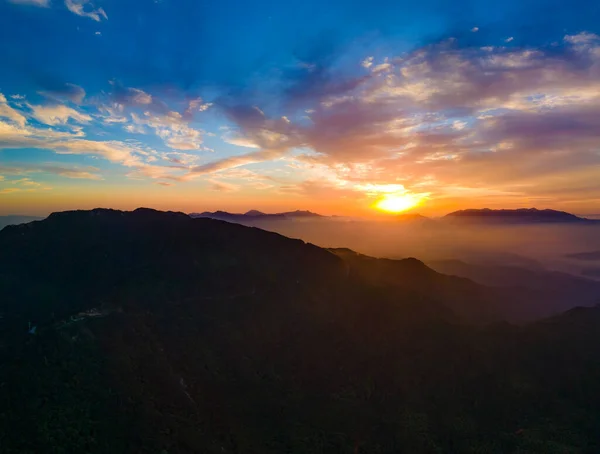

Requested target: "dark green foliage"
[{"left": 2, "top": 209, "right": 600, "bottom": 453}]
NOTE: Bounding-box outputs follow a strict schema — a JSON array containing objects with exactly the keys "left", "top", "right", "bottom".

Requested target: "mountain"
[
  {"left": 0, "top": 215, "right": 44, "bottom": 230},
  {"left": 566, "top": 250, "right": 600, "bottom": 261},
  {"left": 189, "top": 210, "right": 287, "bottom": 222},
  {"left": 245, "top": 209, "right": 267, "bottom": 216},
  {"left": 428, "top": 259, "right": 600, "bottom": 313},
  {"left": 278, "top": 210, "right": 323, "bottom": 218},
  {"left": 332, "top": 249, "right": 577, "bottom": 321},
  {"left": 444, "top": 208, "right": 595, "bottom": 224},
  {"left": 3, "top": 208, "right": 600, "bottom": 453},
  {"left": 189, "top": 209, "right": 323, "bottom": 223},
  {"left": 583, "top": 267, "right": 600, "bottom": 278}
]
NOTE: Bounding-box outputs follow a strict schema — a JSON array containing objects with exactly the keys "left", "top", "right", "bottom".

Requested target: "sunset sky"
[{"left": 1, "top": 0, "right": 600, "bottom": 216}]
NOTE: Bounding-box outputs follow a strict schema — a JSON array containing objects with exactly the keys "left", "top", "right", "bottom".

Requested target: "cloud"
[
  {"left": 207, "top": 179, "right": 239, "bottom": 192},
  {"left": 189, "top": 150, "right": 284, "bottom": 176},
  {"left": 97, "top": 104, "right": 127, "bottom": 124},
  {"left": 0, "top": 93, "right": 193, "bottom": 183},
  {"left": 218, "top": 32, "right": 600, "bottom": 207},
  {"left": 564, "top": 32, "right": 599, "bottom": 45},
  {"left": 505, "top": 37, "right": 514, "bottom": 43},
  {"left": 221, "top": 104, "right": 300, "bottom": 150},
  {"left": 39, "top": 83, "right": 85, "bottom": 104},
  {"left": 13, "top": 178, "right": 42, "bottom": 187},
  {"left": 361, "top": 57, "right": 374, "bottom": 68},
  {"left": 29, "top": 103, "right": 92, "bottom": 125},
  {"left": 132, "top": 111, "right": 206, "bottom": 150},
  {"left": 471, "top": 27, "right": 479, "bottom": 32},
  {"left": 155, "top": 182, "right": 173, "bottom": 186},
  {"left": 7, "top": 0, "right": 49, "bottom": 7},
  {"left": 37, "top": 165, "right": 103, "bottom": 180},
  {"left": 0, "top": 188, "right": 21, "bottom": 194},
  {"left": 64, "top": 0, "right": 107, "bottom": 21},
  {"left": 124, "top": 123, "right": 146, "bottom": 134},
  {"left": 0, "top": 117, "right": 161, "bottom": 176},
  {"left": 160, "top": 151, "right": 201, "bottom": 166},
  {"left": 184, "top": 97, "right": 212, "bottom": 118},
  {"left": 109, "top": 83, "right": 159, "bottom": 109},
  {"left": 0, "top": 94, "right": 27, "bottom": 127}
]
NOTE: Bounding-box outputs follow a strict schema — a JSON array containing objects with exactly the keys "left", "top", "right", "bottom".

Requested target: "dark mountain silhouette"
[
  {"left": 332, "top": 249, "right": 584, "bottom": 322},
  {"left": 189, "top": 209, "right": 323, "bottom": 223},
  {"left": 3, "top": 209, "right": 600, "bottom": 453},
  {"left": 428, "top": 259, "right": 600, "bottom": 314},
  {"left": 278, "top": 210, "right": 323, "bottom": 218},
  {"left": 444, "top": 208, "right": 595, "bottom": 224},
  {"left": 189, "top": 210, "right": 287, "bottom": 222},
  {"left": 0, "top": 214, "right": 44, "bottom": 229},
  {"left": 244, "top": 209, "right": 267, "bottom": 216},
  {"left": 583, "top": 267, "right": 600, "bottom": 278},
  {"left": 566, "top": 250, "right": 600, "bottom": 261}
]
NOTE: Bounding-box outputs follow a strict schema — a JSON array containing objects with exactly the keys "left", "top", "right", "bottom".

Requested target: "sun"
[{"left": 374, "top": 193, "right": 423, "bottom": 213}]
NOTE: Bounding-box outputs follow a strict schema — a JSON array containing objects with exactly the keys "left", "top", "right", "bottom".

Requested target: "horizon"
[
  {"left": 2, "top": 0, "right": 600, "bottom": 216},
  {"left": 3, "top": 205, "right": 600, "bottom": 220}
]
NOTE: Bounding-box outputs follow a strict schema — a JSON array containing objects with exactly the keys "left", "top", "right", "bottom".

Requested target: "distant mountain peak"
[
  {"left": 245, "top": 210, "right": 266, "bottom": 216},
  {"left": 278, "top": 210, "right": 323, "bottom": 217},
  {"left": 189, "top": 209, "right": 324, "bottom": 222},
  {"left": 444, "top": 208, "right": 593, "bottom": 224}
]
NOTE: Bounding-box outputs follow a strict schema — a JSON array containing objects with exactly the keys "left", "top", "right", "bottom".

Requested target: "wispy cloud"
[
  {"left": 189, "top": 150, "right": 284, "bottom": 176},
  {"left": 64, "top": 0, "right": 107, "bottom": 21},
  {"left": 0, "top": 94, "right": 27, "bottom": 127},
  {"left": 132, "top": 111, "right": 206, "bottom": 150},
  {"left": 7, "top": 0, "right": 49, "bottom": 7},
  {"left": 0, "top": 100, "right": 182, "bottom": 182},
  {"left": 39, "top": 83, "right": 85, "bottom": 104},
  {"left": 207, "top": 179, "right": 239, "bottom": 192},
  {"left": 29, "top": 103, "right": 92, "bottom": 125}
]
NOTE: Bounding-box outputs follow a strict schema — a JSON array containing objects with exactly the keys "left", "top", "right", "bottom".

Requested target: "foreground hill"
[{"left": 2, "top": 209, "right": 600, "bottom": 453}]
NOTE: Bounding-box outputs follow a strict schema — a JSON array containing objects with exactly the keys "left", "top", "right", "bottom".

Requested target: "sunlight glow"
[{"left": 374, "top": 193, "right": 423, "bottom": 213}]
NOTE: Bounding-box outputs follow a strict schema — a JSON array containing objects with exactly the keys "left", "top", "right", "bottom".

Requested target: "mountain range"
[
  {"left": 190, "top": 207, "right": 598, "bottom": 226},
  {"left": 2, "top": 208, "right": 600, "bottom": 453},
  {"left": 189, "top": 209, "right": 323, "bottom": 222},
  {"left": 428, "top": 258, "right": 600, "bottom": 314},
  {"left": 443, "top": 208, "right": 597, "bottom": 224},
  {"left": 1, "top": 208, "right": 595, "bottom": 231}
]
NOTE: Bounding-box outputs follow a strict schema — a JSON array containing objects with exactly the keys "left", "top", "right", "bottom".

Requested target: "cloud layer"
[
  {"left": 2, "top": 28, "right": 600, "bottom": 213},
  {"left": 216, "top": 32, "right": 600, "bottom": 209}
]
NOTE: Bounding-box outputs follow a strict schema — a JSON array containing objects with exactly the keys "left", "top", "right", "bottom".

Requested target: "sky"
[{"left": 1, "top": 0, "right": 600, "bottom": 216}]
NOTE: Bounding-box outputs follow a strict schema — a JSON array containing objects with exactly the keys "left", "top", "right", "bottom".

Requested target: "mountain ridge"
[
  {"left": 444, "top": 208, "right": 597, "bottom": 224},
  {"left": 189, "top": 209, "right": 324, "bottom": 222},
  {"left": 4, "top": 208, "right": 600, "bottom": 453}
]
